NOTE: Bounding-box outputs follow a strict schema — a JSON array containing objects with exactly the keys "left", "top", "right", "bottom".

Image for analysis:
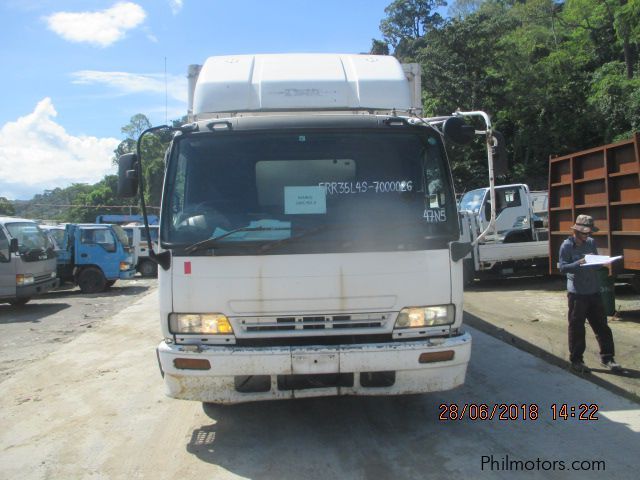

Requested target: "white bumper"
[{"left": 158, "top": 332, "right": 471, "bottom": 403}]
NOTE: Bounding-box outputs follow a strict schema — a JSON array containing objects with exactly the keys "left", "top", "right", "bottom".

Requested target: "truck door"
[
  {"left": 0, "top": 227, "right": 16, "bottom": 299},
  {"left": 79, "top": 228, "right": 119, "bottom": 279},
  {"left": 485, "top": 186, "right": 528, "bottom": 235}
]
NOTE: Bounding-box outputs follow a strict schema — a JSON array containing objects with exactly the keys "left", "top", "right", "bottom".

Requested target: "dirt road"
[
  {"left": 0, "top": 278, "right": 156, "bottom": 382},
  {"left": 1, "top": 288, "right": 639, "bottom": 479},
  {"left": 463, "top": 275, "right": 640, "bottom": 401}
]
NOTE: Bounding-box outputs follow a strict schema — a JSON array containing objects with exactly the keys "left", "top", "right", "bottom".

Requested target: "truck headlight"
[
  {"left": 119, "top": 262, "right": 131, "bottom": 271},
  {"left": 395, "top": 305, "right": 455, "bottom": 328},
  {"left": 16, "top": 274, "right": 34, "bottom": 286},
  {"left": 169, "top": 313, "right": 234, "bottom": 334}
]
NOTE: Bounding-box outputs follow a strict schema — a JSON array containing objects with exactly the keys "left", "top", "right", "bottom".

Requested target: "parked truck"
[
  {"left": 56, "top": 223, "right": 136, "bottom": 293},
  {"left": 458, "top": 184, "right": 549, "bottom": 282},
  {"left": 548, "top": 133, "right": 640, "bottom": 290},
  {"left": 0, "top": 216, "right": 58, "bottom": 306},
  {"left": 121, "top": 223, "right": 159, "bottom": 277},
  {"left": 118, "top": 53, "right": 505, "bottom": 403},
  {"left": 95, "top": 214, "right": 159, "bottom": 225}
]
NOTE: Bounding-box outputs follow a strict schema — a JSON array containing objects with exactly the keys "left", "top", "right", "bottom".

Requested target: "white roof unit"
[{"left": 192, "top": 54, "right": 414, "bottom": 116}]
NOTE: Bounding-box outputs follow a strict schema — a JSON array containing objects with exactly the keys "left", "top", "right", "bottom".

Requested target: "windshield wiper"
[
  {"left": 184, "top": 226, "right": 290, "bottom": 254},
  {"left": 258, "top": 223, "right": 338, "bottom": 253}
]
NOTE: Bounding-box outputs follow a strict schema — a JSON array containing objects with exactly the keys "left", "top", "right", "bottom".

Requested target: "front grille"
[
  {"left": 235, "top": 334, "right": 392, "bottom": 347},
  {"left": 35, "top": 273, "right": 52, "bottom": 283},
  {"left": 238, "top": 312, "right": 392, "bottom": 333}
]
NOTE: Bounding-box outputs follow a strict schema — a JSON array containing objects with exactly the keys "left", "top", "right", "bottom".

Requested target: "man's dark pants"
[{"left": 567, "top": 292, "right": 614, "bottom": 363}]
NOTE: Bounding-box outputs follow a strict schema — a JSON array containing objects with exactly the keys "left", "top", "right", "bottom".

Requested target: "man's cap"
[{"left": 572, "top": 214, "right": 599, "bottom": 234}]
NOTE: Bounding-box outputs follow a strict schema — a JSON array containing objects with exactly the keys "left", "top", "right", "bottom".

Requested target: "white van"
[{"left": 0, "top": 217, "right": 58, "bottom": 306}]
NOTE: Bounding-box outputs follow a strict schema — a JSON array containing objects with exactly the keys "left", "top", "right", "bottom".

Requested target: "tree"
[
  {"left": 379, "top": 0, "right": 448, "bottom": 56},
  {"left": 113, "top": 114, "right": 172, "bottom": 207},
  {"left": 448, "top": 0, "right": 484, "bottom": 19},
  {"left": 369, "top": 39, "right": 390, "bottom": 55},
  {"left": 0, "top": 197, "right": 15, "bottom": 216}
]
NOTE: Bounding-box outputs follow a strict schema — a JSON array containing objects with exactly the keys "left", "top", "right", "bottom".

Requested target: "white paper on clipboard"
[{"left": 581, "top": 254, "right": 623, "bottom": 266}]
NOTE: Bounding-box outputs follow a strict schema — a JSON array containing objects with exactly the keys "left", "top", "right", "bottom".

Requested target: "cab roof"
[{"left": 193, "top": 54, "right": 413, "bottom": 116}]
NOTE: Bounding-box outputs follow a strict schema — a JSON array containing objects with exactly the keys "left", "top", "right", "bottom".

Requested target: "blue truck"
[
  {"left": 95, "top": 214, "right": 159, "bottom": 225},
  {"left": 56, "top": 223, "right": 136, "bottom": 293}
]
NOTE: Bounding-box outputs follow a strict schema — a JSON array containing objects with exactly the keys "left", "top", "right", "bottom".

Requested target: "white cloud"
[
  {"left": 71, "top": 70, "right": 188, "bottom": 103},
  {"left": 0, "top": 98, "right": 119, "bottom": 200},
  {"left": 45, "top": 2, "right": 146, "bottom": 47},
  {"left": 169, "top": 0, "right": 184, "bottom": 15}
]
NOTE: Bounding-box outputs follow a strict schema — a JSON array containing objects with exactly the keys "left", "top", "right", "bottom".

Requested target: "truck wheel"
[
  {"left": 8, "top": 297, "right": 30, "bottom": 306},
  {"left": 139, "top": 260, "right": 158, "bottom": 277},
  {"left": 77, "top": 267, "right": 107, "bottom": 293}
]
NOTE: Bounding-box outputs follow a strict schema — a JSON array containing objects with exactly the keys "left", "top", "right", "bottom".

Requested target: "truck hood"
[{"left": 170, "top": 250, "right": 452, "bottom": 316}]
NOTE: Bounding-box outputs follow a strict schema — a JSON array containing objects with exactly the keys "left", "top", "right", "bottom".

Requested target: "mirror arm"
[{"left": 135, "top": 125, "right": 175, "bottom": 271}]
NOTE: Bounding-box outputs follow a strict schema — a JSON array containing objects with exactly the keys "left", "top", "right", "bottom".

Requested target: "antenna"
[{"left": 164, "top": 56, "right": 168, "bottom": 125}]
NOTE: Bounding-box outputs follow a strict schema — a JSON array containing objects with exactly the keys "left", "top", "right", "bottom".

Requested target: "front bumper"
[
  {"left": 119, "top": 268, "right": 136, "bottom": 280},
  {"left": 15, "top": 278, "right": 59, "bottom": 299},
  {"left": 158, "top": 332, "right": 471, "bottom": 403}
]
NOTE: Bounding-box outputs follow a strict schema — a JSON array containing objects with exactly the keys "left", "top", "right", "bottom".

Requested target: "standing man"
[{"left": 559, "top": 215, "right": 621, "bottom": 373}]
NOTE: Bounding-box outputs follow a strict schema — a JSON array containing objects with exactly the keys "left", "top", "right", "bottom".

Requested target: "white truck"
[
  {"left": 459, "top": 184, "right": 549, "bottom": 282},
  {"left": 118, "top": 53, "right": 504, "bottom": 403},
  {"left": 121, "top": 223, "right": 159, "bottom": 277},
  {"left": 0, "top": 217, "right": 58, "bottom": 306}
]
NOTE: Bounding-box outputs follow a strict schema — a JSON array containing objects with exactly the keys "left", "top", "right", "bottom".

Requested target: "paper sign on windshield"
[{"left": 284, "top": 186, "right": 327, "bottom": 214}]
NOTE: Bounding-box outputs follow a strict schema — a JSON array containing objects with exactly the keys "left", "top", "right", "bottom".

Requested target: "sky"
[{"left": 0, "top": 0, "right": 395, "bottom": 200}]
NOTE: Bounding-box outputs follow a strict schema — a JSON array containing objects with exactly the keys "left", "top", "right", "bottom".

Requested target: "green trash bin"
[{"left": 597, "top": 268, "right": 615, "bottom": 316}]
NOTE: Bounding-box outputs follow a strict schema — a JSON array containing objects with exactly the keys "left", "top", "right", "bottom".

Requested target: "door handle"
[{"left": 81, "top": 253, "right": 87, "bottom": 258}]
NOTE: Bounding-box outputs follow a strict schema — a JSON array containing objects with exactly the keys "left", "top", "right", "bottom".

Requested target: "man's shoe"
[
  {"left": 571, "top": 362, "right": 591, "bottom": 373},
  {"left": 601, "top": 359, "right": 623, "bottom": 372}
]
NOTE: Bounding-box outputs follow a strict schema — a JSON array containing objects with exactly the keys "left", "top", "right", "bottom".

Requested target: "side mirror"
[
  {"left": 118, "top": 153, "right": 139, "bottom": 197},
  {"left": 492, "top": 130, "right": 508, "bottom": 177},
  {"left": 9, "top": 238, "right": 19, "bottom": 253},
  {"left": 443, "top": 117, "right": 475, "bottom": 145}
]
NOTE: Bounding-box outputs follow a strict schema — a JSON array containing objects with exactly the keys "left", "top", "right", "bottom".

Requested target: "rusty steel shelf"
[{"left": 548, "top": 132, "right": 640, "bottom": 275}]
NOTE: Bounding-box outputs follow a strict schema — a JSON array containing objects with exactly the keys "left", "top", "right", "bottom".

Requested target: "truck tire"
[
  {"left": 139, "top": 260, "right": 158, "bottom": 277},
  {"left": 77, "top": 267, "right": 107, "bottom": 294},
  {"left": 8, "top": 297, "right": 31, "bottom": 306}
]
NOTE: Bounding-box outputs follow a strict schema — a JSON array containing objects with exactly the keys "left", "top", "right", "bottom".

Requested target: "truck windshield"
[
  {"left": 164, "top": 129, "right": 458, "bottom": 255},
  {"left": 5, "top": 222, "right": 52, "bottom": 261},
  {"left": 459, "top": 189, "right": 486, "bottom": 213}
]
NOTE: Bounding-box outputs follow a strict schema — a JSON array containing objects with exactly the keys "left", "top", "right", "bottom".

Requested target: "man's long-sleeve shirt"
[{"left": 559, "top": 236, "right": 600, "bottom": 294}]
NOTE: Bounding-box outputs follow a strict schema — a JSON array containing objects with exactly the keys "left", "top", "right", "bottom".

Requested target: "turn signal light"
[
  {"left": 418, "top": 350, "right": 455, "bottom": 364},
  {"left": 173, "top": 358, "right": 211, "bottom": 370}
]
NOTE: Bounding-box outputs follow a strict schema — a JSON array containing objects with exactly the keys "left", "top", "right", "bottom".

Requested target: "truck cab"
[
  {"left": 0, "top": 217, "right": 58, "bottom": 306},
  {"left": 118, "top": 53, "right": 506, "bottom": 403},
  {"left": 459, "top": 184, "right": 539, "bottom": 241},
  {"left": 56, "top": 223, "right": 136, "bottom": 293},
  {"left": 459, "top": 184, "right": 549, "bottom": 281},
  {"left": 121, "top": 223, "right": 159, "bottom": 277}
]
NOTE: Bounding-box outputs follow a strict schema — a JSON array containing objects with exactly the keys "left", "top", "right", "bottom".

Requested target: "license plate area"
[{"left": 291, "top": 350, "right": 339, "bottom": 374}]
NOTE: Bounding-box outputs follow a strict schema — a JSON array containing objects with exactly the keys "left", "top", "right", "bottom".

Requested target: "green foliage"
[
  {"left": 589, "top": 61, "right": 640, "bottom": 140},
  {"left": 113, "top": 114, "right": 175, "bottom": 207},
  {"left": 0, "top": 197, "right": 15, "bottom": 216},
  {"left": 377, "top": 0, "right": 640, "bottom": 191},
  {"left": 380, "top": 0, "right": 448, "bottom": 57}
]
